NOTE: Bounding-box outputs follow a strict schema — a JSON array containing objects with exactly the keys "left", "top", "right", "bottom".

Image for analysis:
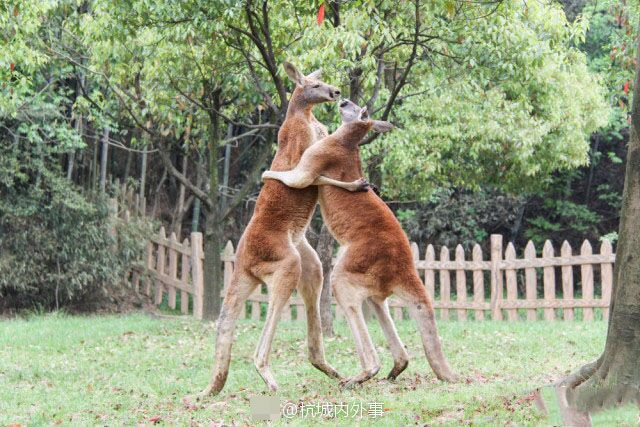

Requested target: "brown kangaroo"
[
  {"left": 199, "top": 63, "right": 355, "bottom": 397},
  {"left": 262, "top": 99, "right": 459, "bottom": 387}
]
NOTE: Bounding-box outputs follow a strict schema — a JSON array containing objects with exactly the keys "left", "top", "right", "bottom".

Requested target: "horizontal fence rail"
[
  {"left": 216, "top": 235, "right": 614, "bottom": 322},
  {"left": 113, "top": 191, "right": 615, "bottom": 322}
]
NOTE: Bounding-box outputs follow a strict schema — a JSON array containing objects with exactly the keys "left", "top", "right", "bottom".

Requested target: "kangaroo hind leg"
[
  {"left": 369, "top": 297, "right": 409, "bottom": 380},
  {"left": 332, "top": 276, "right": 380, "bottom": 388},
  {"left": 296, "top": 238, "right": 341, "bottom": 380},
  {"left": 253, "top": 254, "right": 301, "bottom": 392},
  {"left": 199, "top": 273, "right": 258, "bottom": 398},
  {"left": 394, "top": 278, "right": 459, "bottom": 383}
]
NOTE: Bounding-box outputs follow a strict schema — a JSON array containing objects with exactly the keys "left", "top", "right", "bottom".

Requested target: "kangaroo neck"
[
  {"left": 271, "top": 93, "right": 318, "bottom": 171},
  {"left": 286, "top": 88, "right": 314, "bottom": 119},
  {"left": 333, "top": 122, "right": 371, "bottom": 148}
]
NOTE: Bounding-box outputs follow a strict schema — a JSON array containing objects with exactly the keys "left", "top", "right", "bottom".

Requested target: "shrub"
[{"left": 0, "top": 139, "right": 150, "bottom": 311}]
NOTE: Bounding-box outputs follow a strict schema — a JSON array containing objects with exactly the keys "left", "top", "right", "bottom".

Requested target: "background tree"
[{"left": 1, "top": 0, "right": 620, "bottom": 320}]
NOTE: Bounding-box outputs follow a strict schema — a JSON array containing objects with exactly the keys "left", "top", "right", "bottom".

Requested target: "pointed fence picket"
[
  {"left": 112, "top": 197, "right": 615, "bottom": 322},
  {"left": 210, "top": 235, "right": 614, "bottom": 323}
]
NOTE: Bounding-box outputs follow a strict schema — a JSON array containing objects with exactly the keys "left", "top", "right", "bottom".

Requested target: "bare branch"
[
  {"left": 157, "top": 145, "right": 213, "bottom": 209},
  {"left": 221, "top": 140, "right": 272, "bottom": 221}
]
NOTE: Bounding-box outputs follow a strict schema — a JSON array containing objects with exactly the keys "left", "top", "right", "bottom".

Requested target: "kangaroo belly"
[
  {"left": 319, "top": 187, "right": 415, "bottom": 279},
  {"left": 239, "top": 181, "right": 317, "bottom": 267}
]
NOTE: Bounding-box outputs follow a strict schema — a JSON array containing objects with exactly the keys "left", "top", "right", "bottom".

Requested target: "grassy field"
[{"left": 1, "top": 313, "right": 638, "bottom": 426}]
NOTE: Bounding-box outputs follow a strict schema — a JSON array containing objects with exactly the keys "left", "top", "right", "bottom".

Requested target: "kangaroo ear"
[
  {"left": 306, "top": 69, "right": 322, "bottom": 80},
  {"left": 284, "top": 62, "right": 304, "bottom": 86},
  {"left": 358, "top": 106, "right": 369, "bottom": 121},
  {"left": 371, "top": 120, "right": 394, "bottom": 133}
]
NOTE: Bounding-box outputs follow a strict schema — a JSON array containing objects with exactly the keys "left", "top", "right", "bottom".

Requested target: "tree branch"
[
  {"left": 157, "top": 145, "right": 213, "bottom": 209},
  {"left": 221, "top": 140, "right": 272, "bottom": 221},
  {"left": 361, "top": 0, "right": 421, "bottom": 146}
]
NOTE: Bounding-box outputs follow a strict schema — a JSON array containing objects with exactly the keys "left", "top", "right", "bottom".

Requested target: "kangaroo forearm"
[
  {"left": 262, "top": 170, "right": 314, "bottom": 189},
  {"left": 314, "top": 176, "right": 366, "bottom": 192}
]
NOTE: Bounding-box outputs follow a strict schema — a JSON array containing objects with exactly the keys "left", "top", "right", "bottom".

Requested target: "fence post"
[
  {"left": 180, "top": 238, "right": 190, "bottom": 314},
  {"left": 439, "top": 246, "right": 450, "bottom": 320},
  {"left": 425, "top": 244, "right": 435, "bottom": 301},
  {"left": 455, "top": 245, "right": 467, "bottom": 321},
  {"left": 191, "top": 232, "right": 204, "bottom": 320},
  {"left": 144, "top": 241, "right": 154, "bottom": 295},
  {"left": 542, "top": 240, "right": 556, "bottom": 321},
  {"left": 600, "top": 240, "right": 613, "bottom": 321},
  {"left": 490, "top": 234, "right": 503, "bottom": 321},
  {"left": 505, "top": 242, "right": 517, "bottom": 321},
  {"left": 561, "top": 241, "right": 574, "bottom": 321},
  {"left": 580, "top": 240, "right": 594, "bottom": 321},
  {"left": 472, "top": 244, "right": 484, "bottom": 320},
  {"left": 154, "top": 227, "right": 166, "bottom": 305},
  {"left": 524, "top": 241, "right": 537, "bottom": 321},
  {"left": 167, "top": 232, "right": 178, "bottom": 309}
]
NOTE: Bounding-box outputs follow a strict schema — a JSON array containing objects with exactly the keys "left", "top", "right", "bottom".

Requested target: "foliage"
[
  {"left": 0, "top": 0, "right": 628, "bottom": 311},
  {"left": 54, "top": 0, "right": 611, "bottom": 197},
  {"left": 359, "top": 1, "right": 609, "bottom": 198},
  {"left": 396, "top": 189, "right": 522, "bottom": 250},
  {"left": 520, "top": 0, "right": 637, "bottom": 246},
  {"left": 0, "top": 1, "right": 150, "bottom": 310},
  {"left": 0, "top": 141, "right": 149, "bottom": 309},
  {"left": 524, "top": 199, "right": 601, "bottom": 246}
]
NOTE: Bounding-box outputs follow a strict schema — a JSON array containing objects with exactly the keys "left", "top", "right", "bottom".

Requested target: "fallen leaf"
[{"left": 182, "top": 397, "right": 198, "bottom": 411}]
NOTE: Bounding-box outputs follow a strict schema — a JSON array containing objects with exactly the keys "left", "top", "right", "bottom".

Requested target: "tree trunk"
[
  {"left": 139, "top": 148, "right": 147, "bottom": 200},
  {"left": 316, "top": 224, "right": 335, "bottom": 337},
  {"left": 66, "top": 152, "right": 75, "bottom": 181},
  {"left": 92, "top": 133, "right": 99, "bottom": 189},
  {"left": 123, "top": 150, "right": 133, "bottom": 181},
  {"left": 192, "top": 198, "right": 202, "bottom": 232},
  {"left": 191, "top": 151, "right": 205, "bottom": 233},
  {"left": 221, "top": 124, "right": 233, "bottom": 212},
  {"left": 584, "top": 134, "right": 600, "bottom": 205},
  {"left": 171, "top": 155, "right": 188, "bottom": 237},
  {"left": 99, "top": 128, "right": 109, "bottom": 192},
  {"left": 557, "top": 21, "right": 640, "bottom": 425},
  {"left": 68, "top": 68, "right": 84, "bottom": 182},
  {"left": 203, "top": 212, "right": 223, "bottom": 321},
  {"left": 202, "top": 88, "right": 223, "bottom": 321},
  {"left": 151, "top": 166, "right": 167, "bottom": 218}
]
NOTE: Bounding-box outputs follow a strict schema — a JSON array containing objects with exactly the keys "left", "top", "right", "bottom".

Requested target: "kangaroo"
[
  {"left": 199, "top": 63, "right": 357, "bottom": 397},
  {"left": 262, "top": 99, "right": 459, "bottom": 387}
]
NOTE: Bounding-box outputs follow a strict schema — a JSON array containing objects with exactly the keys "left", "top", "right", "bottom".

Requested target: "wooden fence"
[
  {"left": 123, "top": 227, "right": 205, "bottom": 319},
  {"left": 124, "top": 219, "right": 615, "bottom": 321}
]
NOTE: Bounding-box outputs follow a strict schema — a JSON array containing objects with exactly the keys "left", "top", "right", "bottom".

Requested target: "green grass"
[{"left": 1, "top": 313, "right": 638, "bottom": 426}]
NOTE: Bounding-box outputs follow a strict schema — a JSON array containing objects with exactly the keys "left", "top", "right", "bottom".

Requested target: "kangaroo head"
[
  {"left": 284, "top": 62, "right": 341, "bottom": 106},
  {"left": 338, "top": 99, "right": 394, "bottom": 133}
]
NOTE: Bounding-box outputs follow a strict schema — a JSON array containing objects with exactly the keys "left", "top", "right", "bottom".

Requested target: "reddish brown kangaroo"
[
  {"left": 199, "top": 63, "right": 348, "bottom": 397},
  {"left": 262, "top": 100, "right": 459, "bottom": 387}
]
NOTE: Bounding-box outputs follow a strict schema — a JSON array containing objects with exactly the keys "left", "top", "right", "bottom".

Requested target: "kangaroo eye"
[{"left": 312, "top": 84, "right": 320, "bottom": 88}]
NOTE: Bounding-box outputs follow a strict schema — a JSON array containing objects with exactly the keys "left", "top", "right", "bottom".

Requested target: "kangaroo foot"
[
  {"left": 311, "top": 361, "right": 342, "bottom": 380},
  {"left": 255, "top": 365, "right": 279, "bottom": 392},
  {"left": 339, "top": 367, "right": 380, "bottom": 389},
  {"left": 386, "top": 359, "right": 409, "bottom": 380}
]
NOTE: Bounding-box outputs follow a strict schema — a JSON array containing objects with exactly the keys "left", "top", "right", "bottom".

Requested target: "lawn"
[{"left": 1, "top": 313, "right": 638, "bottom": 426}]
